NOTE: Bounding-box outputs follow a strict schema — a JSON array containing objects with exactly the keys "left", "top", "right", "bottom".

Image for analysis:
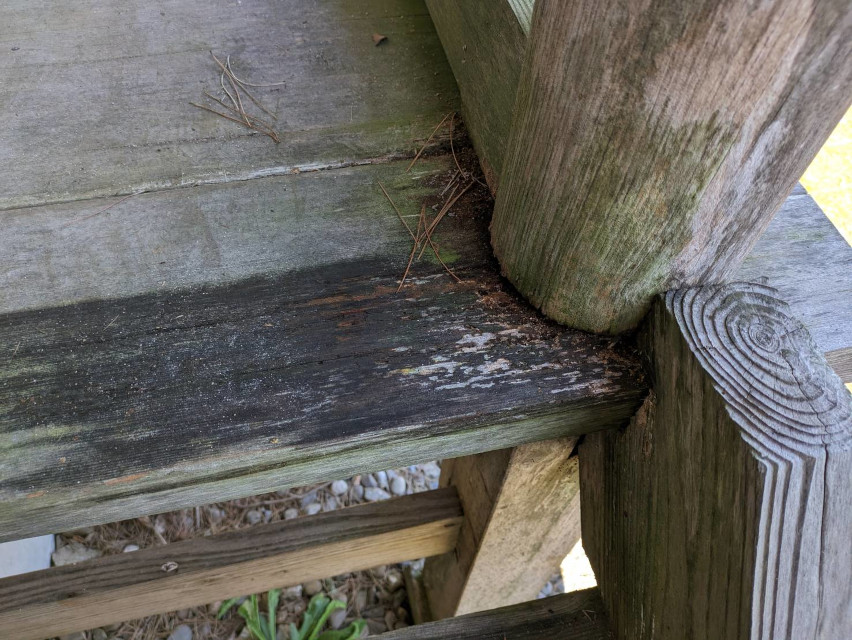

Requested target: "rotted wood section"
[
  {"left": 0, "top": 490, "right": 462, "bottom": 640},
  {"left": 380, "top": 587, "right": 612, "bottom": 639},
  {"left": 581, "top": 283, "right": 852, "bottom": 639}
]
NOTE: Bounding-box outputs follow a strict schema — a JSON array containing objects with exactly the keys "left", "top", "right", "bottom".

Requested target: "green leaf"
[
  {"left": 217, "top": 596, "right": 243, "bottom": 619},
  {"left": 306, "top": 599, "right": 346, "bottom": 640},
  {"left": 297, "top": 595, "right": 330, "bottom": 638},
  {"left": 268, "top": 588, "right": 282, "bottom": 640},
  {"left": 290, "top": 622, "right": 301, "bottom": 640},
  {"left": 317, "top": 620, "right": 367, "bottom": 640}
]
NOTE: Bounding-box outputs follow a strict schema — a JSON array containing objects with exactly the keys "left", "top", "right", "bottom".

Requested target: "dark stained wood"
[
  {"left": 491, "top": 0, "right": 852, "bottom": 332},
  {"left": 581, "top": 283, "right": 852, "bottom": 639},
  {"left": 380, "top": 588, "right": 612, "bottom": 639},
  {"left": 0, "top": 490, "right": 462, "bottom": 640},
  {"left": 0, "top": 163, "right": 646, "bottom": 541},
  {"left": 423, "top": 439, "right": 581, "bottom": 618},
  {"left": 425, "top": 0, "right": 529, "bottom": 189},
  {"left": 0, "top": 0, "right": 459, "bottom": 210},
  {"left": 736, "top": 188, "right": 852, "bottom": 382}
]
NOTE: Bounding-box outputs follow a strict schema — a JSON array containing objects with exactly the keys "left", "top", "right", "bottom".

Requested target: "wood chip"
[{"left": 373, "top": 33, "right": 388, "bottom": 46}]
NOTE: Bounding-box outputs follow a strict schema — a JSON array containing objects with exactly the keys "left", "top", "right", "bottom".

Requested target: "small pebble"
[
  {"left": 355, "top": 589, "right": 368, "bottom": 610},
  {"left": 370, "top": 565, "right": 387, "bottom": 579},
  {"left": 375, "top": 470, "right": 389, "bottom": 488},
  {"left": 300, "top": 490, "right": 318, "bottom": 507},
  {"left": 304, "top": 502, "right": 322, "bottom": 516},
  {"left": 386, "top": 569, "right": 404, "bottom": 591},
  {"left": 390, "top": 475, "right": 407, "bottom": 496},
  {"left": 366, "top": 620, "right": 387, "bottom": 634},
  {"left": 262, "top": 508, "right": 273, "bottom": 522},
  {"left": 329, "top": 604, "right": 347, "bottom": 629},
  {"left": 167, "top": 624, "right": 193, "bottom": 640},
  {"left": 91, "top": 630, "right": 109, "bottom": 640},
  {"left": 276, "top": 627, "right": 289, "bottom": 640},
  {"left": 123, "top": 543, "right": 140, "bottom": 553},
  {"left": 59, "top": 634, "right": 86, "bottom": 640},
  {"left": 284, "top": 584, "right": 303, "bottom": 599},
  {"left": 303, "top": 580, "right": 323, "bottom": 596},
  {"left": 538, "top": 580, "right": 554, "bottom": 598},
  {"left": 352, "top": 484, "right": 364, "bottom": 500},
  {"left": 245, "top": 509, "right": 263, "bottom": 525},
  {"left": 284, "top": 508, "right": 299, "bottom": 520},
  {"left": 384, "top": 610, "right": 397, "bottom": 629},
  {"left": 364, "top": 487, "right": 390, "bottom": 502},
  {"left": 331, "top": 479, "right": 349, "bottom": 495},
  {"left": 207, "top": 507, "right": 226, "bottom": 524},
  {"left": 362, "top": 473, "right": 378, "bottom": 488},
  {"left": 323, "top": 498, "right": 337, "bottom": 512}
]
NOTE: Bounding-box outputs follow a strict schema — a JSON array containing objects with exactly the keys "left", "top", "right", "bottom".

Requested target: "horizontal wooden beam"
[
  {"left": 0, "top": 157, "right": 647, "bottom": 542},
  {"left": 0, "top": 489, "right": 463, "bottom": 640},
  {"left": 380, "top": 587, "right": 612, "bottom": 639}
]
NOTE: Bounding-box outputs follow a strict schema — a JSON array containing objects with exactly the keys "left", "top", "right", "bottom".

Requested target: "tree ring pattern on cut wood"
[{"left": 666, "top": 282, "right": 852, "bottom": 454}]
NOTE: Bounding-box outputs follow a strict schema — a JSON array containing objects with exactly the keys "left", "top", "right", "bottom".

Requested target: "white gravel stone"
[
  {"left": 122, "top": 544, "right": 140, "bottom": 553},
  {"left": 283, "top": 584, "right": 303, "bottom": 599},
  {"left": 284, "top": 508, "right": 299, "bottom": 520},
  {"left": 390, "top": 475, "right": 407, "bottom": 496},
  {"left": 374, "top": 470, "right": 389, "bottom": 488},
  {"left": 245, "top": 509, "right": 263, "bottom": 525},
  {"left": 352, "top": 484, "right": 364, "bottom": 500},
  {"left": 303, "top": 579, "right": 323, "bottom": 596},
  {"left": 331, "top": 479, "right": 349, "bottom": 496},
  {"left": 364, "top": 487, "right": 391, "bottom": 502},
  {"left": 421, "top": 462, "right": 441, "bottom": 479},
  {"left": 304, "top": 502, "right": 322, "bottom": 516},
  {"left": 167, "top": 624, "right": 193, "bottom": 640},
  {"left": 362, "top": 473, "right": 378, "bottom": 488},
  {"left": 52, "top": 541, "right": 102, "bottom": 566}
]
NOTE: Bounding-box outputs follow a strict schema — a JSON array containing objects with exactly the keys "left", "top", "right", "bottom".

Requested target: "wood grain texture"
[
  {"left": 0, "top": 163, "right": 646, "bottom": 541},
  {"left": 736, "top": 189, "right": 852, "bottom": 382},
  {"left": 491, "top": 0, "right": 852, "bottom": 332},
  {"left": 581, "top": 282, "right": 852, "bottom": 639},
  {"left": 0, "top": 0, "right": 458, "bottom": 210},
  {"left": 380, "top": 588, "right": 612, "bottom": 639},
  {"left": 0, "top": 490, "right": 462, "bottom": 640},
  {"left": 425, "top": 1, "right": 527, "bottom": 189},
  {"left": 423, "top": 439, "right": 581, "bottom": 618}
]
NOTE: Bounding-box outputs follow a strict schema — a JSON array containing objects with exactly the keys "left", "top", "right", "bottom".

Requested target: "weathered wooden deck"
[{"left": 1, "top": 0, "right": 849, "bottom": 546}]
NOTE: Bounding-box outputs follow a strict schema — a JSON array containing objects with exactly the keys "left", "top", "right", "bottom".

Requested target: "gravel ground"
[{"left": 52, "top": 460, "right": 573, "bottom": 640}]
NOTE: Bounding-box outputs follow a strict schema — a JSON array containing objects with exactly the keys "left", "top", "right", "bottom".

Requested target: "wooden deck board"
[
  {"left": 0, "top": 0, "right": 458, "bottom": 210},
  {"left": 737, "top": 189, "right": 852, "bottom": 381},
  {"left": 0, "top": 159, "right": 646, "bottom": 542},
  {"left": 379, "top": 588, "right": 612, "bottom": 639}
]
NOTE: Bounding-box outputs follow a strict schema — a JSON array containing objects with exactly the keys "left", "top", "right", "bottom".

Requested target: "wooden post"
[
  {"left": 423, "top": 437, "right": 581, "bottom": 618},
  {"left": 491, "top": 0, "right": 852, "bottom": 333},
  {"left": 580, "top": 282, "right": 852, "bottom": 639}
]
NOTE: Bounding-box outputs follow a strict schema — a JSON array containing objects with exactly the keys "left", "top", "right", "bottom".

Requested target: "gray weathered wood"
[
  {"left": 425, "top": 0, "right": 528, "bottom": 189},
  {"left": 737, "top": 188, "right": 852, "bottom": 382},
  {"left": 491, "top": 0, "right": 852, "bottom": 332},
  {"left": 0, "top": 156, "right": 646, "bottom": 542},
  {"left": 0, "top": 489, "right": 462, "bottom": 640},
  {"left": 0, "top": 0, "right": 458, "bottom": 210},
  {"left": 423, "top": 439, "right": 581, "bottom": 618},
  {"left": 581, "top": 282, "right": 852, "bottom": 639},
  {"left": 380, "top": 588, "right": 612, "bottom": 639}
]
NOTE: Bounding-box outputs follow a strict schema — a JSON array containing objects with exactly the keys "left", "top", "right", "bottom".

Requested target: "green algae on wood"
[{"left": 491, "top": 0, "right": 852, "bottom": 334}]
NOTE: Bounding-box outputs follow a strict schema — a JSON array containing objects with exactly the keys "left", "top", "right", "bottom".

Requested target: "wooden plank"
[
  {"left": 736, "top": 189, "right": 852, "bottom": 381},
  {"left": 490, "top": 0, "right": 852, "bottom": 332},
  {"left": 0, "top": 489, "right": 462, "bottom": 640},
  {"left": 0, "top": 0, "right": 459, "bottom": 210},
  {"left": 0, "top": 159, "right": 647, "bottom": 542},
  {"left": 425, "top": 0, "right": 527, "bottom": 189},
  {"left": 380, "top": 588, "right": 612, "bottom": 639},
  {"left": 580, "top": 283, "right": 852, "bottom": 639},
  {"left": 423, "top": 439, "right": 581, "bottom": 618}
]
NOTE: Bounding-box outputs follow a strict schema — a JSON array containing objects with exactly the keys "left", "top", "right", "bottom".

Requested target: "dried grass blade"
[
  {"left": 378, "top": 181, "right": 416, "bottom": 241},
  {"left": 398, "top": 205, "right": 425, "bottom": 292},
  {"left": 406, "top": 111, "right": 453, "bottom": 172}
]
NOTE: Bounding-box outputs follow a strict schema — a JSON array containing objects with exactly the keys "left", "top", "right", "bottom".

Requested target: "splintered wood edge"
[
  {"left": 0, "top": 490, "right": 462, "bottom": 640},
  {"left": 665, "top": 282, "right": 852, "bottom": 455}
]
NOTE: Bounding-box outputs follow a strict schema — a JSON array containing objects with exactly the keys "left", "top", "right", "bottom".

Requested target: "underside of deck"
[{"left": 1, "top": 0, "right": 850, "bottom": 542}]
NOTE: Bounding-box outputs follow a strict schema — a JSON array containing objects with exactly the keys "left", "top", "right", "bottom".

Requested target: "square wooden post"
[{"left": 581, "top": 283, "right": 852, "bottom": 639}]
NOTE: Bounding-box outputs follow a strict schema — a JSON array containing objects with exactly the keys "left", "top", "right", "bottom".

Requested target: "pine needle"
[{"left": 406, "top": 111, "right": 453, "bottom": 172}]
